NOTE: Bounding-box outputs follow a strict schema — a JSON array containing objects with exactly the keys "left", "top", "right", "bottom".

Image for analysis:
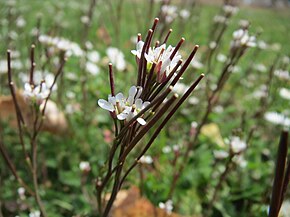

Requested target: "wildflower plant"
[
  {"left": 0, "top": 45, "right": 65, "bottom": 217},
  {"left": 95, "top": 18, "right": 204, "bottom": 217}
]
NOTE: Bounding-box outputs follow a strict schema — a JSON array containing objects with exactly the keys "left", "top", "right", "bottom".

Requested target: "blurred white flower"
[
  {"left": 179, "top": 9, "right": 190, "bottom": 19},
  {"left": 140, "top": 155, "right": 153, "bottom": 164},
  {"left": 87, "top": 51, "right": 100, "bottom": 63},
  {"left": 17, "top": 187, "right": 25, "bottom": 200},
  {"left": 252, "top": 85, "right": 267, "bottom": 99},
  {"left": 190, "top": 58, "right": 204, "bottom": 69},
  {"left": 239, "top": 19, "right": 250, "bottom": 28},
  {"left": 217, "top": 53, "right": 227, "bottom": 63},
  {"left": 16, "top": 17, "right": 26, "bottom": 28},
  {"left": 257, "top": 40, "right": 268, "bottom": 50},
  {"left": 0, "top": 59, "right": 23, "bottom": 74},
  {"left": 233, "top": 155, "right": 247, "bottom": 168},
  {"left": 279, "top": 88, "right": 290, "bottom": 100},
  {"left": 106, "top": 47, "right": 126, "bottom": 71},
  {"left": 213, "top": 150, "right": 229, "bottom": 160},
  {"left": 39, "top": 34, "right": 84, "bottom": 57},
  {"left": 79, "top": 161, "right": 91, "bottom": 172},
  {"left": 80, "top": 15, "right": 90, "bottom": 24},
  {"left": 159, "top": 200, "right": 173, "bottom": 214},
  {"left": 188, "top": 96, "right": 199, "bottom": 105},
  {"left": 86, "top": 62, "right": 100, "bottom": 75},
  {"left": 274, "top": 69, "right": 289, "bottom": 80},
  {"left": 29, "top": 210, "right": 41, "bottom": 217},
  {"left": 162, "top": 146, "right": 171, "bottom": 153},
  {"left": 209, "top": 41, "right": 217, "bottom": 49},
  {"left": 231, "top": 29, "right": 256, "bottom": 48},
  {"left": 230, "top": 136, "right": 247, "bottom": 154},
  {"left": 213, "top": 15, "right": 227, "bottom": 24},
  {"left": 264, "top": 112, "right": 290, "bottom": 127},
  {"left": 254, "top": 63, "right": 267, "bottom": 72},
  {"left": 223, "top": 5, "right": 239, "bottom": 15},
  {"left": 161, "top": 5, "right": 178, "bottom": 23},
  {"left": 172, "top": 83, "right": 189, "bottom": 95},
  {"left": 23, "top": 82, "right": 50, "bottom": 105}
]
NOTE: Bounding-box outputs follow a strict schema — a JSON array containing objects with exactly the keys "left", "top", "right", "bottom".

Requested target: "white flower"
[
  {"left": 80, "top": 16, "right": 90, "bottom": 24},
  {"left": 141, "top": 43, "right": 182, "bottom": 83},
  {"left": 264, "top": 112, "right": 290, "bottom": 127},
  {"left": 213, "top": 15, "right": 227, "bottom": 23},
  {"left": 257, "top": 40, "right": 268, "bottom": 50},
  {"left": 161, "top": 5, "right": 178, "bottom": 23},
  {"left": 233, "top": 155, "right": 247, "bottom": 168},
  {"left": 179, "top": 9, "right": 190, "bottom": 19},
  {"left": 23, "top": 82, "right": 50, "bottom": 105},
  {"left": 17, "top": 187, "right": 25, "bottom": 200},
  {"left": 230, "top": 136, "right": 247, "bottom": 154},
  {"left": 172, "top": 83, "right": 189, "bottom": 95},
  {"left": 29, "top": 210, "right": 41, "bottom": 217},
  {"left": 254, "top": 63, "right": 267, "bottom": 72},
  {"left": 190, "top": 58, "right": 204, "bottom": 69},
  {"left": 79, "top": 161, "right": 91, "bottom": 172},
  {"left": 209, "top": 41, "right": 217, "bottom": 49},
  {"left": 131, "top": 41, "right": 144, "bottom": 59},
  {"left": 86, "top": 62, "right": 100, "bottom": 75},
  {"left": 274, "top": 69, "right": 289, "bottom": 80},
  {"left": 231, "top": 29, "right": 256, "bottom": 48},
  {"left": 98, "top": 86, "right": 150, "bottom": 125},
  {"left": 162, "top": 146, "right": 171, "bottom": 153},
  {"left": 87, "top": 51, "right": 100, "bottom": 63},
  {"left": 279, "top": 88, "right": 290, "bottom": 100},
  {"left": 213, "top": 150, "right": 229, "bottom": 159},
  {"left": 223, "top": 5, "right": 239, "bottom": 15},
  {"left": 106, "top": 47, "right": 126, "bottom": 71},
  {"left": 38, "top": 34, "right": 84, "bottom": 57},
  {"left": 217, "top": 53, "right": 227, "bottom": 63},
  {"left": 16, "top": 17, "right": 26, "bottom": 28},
  {"left": 139, "top": 155, "right": 153, "bottom": 164},
  {"left": 159, "top": 200, "right": 173, "bottom": 214}
]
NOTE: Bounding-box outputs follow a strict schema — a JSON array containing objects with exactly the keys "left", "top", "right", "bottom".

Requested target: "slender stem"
[{"left": 31, "top": 140, "right": 47, "bottom": 217}]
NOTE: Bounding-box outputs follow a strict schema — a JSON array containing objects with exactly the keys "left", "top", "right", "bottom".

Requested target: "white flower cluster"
[
  {"left": 131, "top": 41, "right": 182, "bottom": 83},
  {"left": 161, "top": 5, "right": 178, "bottom": 23},
  {"left": 231, "top": 29, "right": 256, "bottom": 49},
  {"left": 223, "top": 5, "right": 239, "bottom": 16},
  {"left": 29, "top": 210, "right": 41, "bottom": 217},
  {"left": 23, "top": 82, "right": 50, "bottom": 105},
  {"left": 159, "top": 200, "right": 173, "bottom": 214},
  {"left": 230, "top": 136, "right": 247, "bottom": 154},
  {"left": 106, "top": 47, "right": 126, "bottom": 71},
  {"left": 139, "top": 155, "right": 153, "bottom": 164},
  {"left": 98, "top": 86, "right": 150, "bottom": 125},
  {"left": 39, "top": 34, "right": 83, "bottom": 57},
  {"left": 264, "top": 112, "right": 290, "bottom": 128},
  {"left": 86, "top": 50, "right": 101, "bottom": 75},
  {"left": 279, "top": 88, "right": 290, "bottom": 100}
]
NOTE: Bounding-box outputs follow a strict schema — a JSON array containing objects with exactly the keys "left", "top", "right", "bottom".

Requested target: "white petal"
[
  {"left": 135, "top": 98, "right": 143, "bottom": 109},
  {"left": 98, "top": 99, "right": 114, "bottom": 111},
  {"left": 137, "top": 118, "right": 146, "bottom": 125},
  {"left": 129, "top": 86, "right": 137, "bottom": 98},
  {"left": 143, "top": 101, "right": 150, "bottom": 108},
  {"left": 117, "top": 112, "right": 128, "bottom": 120},
  {"left": 108, "top": 96, "right": 116, "bottom": 105},
  {"left": 116, "top": 93, "right": 124, "bottom": 101}
]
